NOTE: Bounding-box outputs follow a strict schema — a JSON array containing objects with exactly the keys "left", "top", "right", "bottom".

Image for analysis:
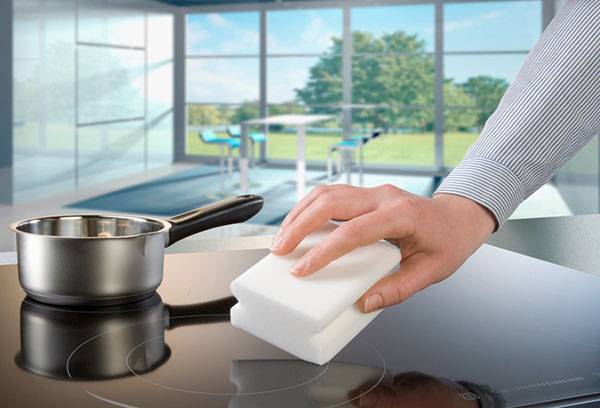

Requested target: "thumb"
[{"left": 358, "top": 254, "right": 438, "bottom": 313}]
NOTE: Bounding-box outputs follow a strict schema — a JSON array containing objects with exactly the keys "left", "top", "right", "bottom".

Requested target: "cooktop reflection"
[{"left": 3, "top": 245, "right": 600, "bottom": 407}]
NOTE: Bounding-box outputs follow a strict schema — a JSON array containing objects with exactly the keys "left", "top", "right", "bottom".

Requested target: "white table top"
[{"left": 243, "top": 114, "right": 333, "bottom": 126}]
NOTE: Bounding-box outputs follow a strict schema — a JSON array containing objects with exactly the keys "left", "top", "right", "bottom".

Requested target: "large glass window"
[
  {"left": 443, "top": 1, "right": 541, "bottom": 166},
  {"left": 351, "top": 4, "right": 435, "bottom": 167},
  {"left": 185, "top": 12, "right": 259, "bottom": 157},
  {"left": 267, "top": 8, "right": 343, "bottom": 161},
  {"left": 183, "top": 1, "right": 541, "bottom": 170}
]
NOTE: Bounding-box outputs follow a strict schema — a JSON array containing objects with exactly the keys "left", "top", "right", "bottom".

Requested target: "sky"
[{"left": 186, "top": 1, "right": 542, "bottom": 104}]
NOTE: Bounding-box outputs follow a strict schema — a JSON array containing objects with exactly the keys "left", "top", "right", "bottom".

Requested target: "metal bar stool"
[
  {"left": 228, "top": 125, "right": 267, "bottom": 167},
  {"left": 327, "top": 130, "right": 383, "bottom": 186},
  {"left": 199, "top": 130, "right": 240, "bottom": 192}
]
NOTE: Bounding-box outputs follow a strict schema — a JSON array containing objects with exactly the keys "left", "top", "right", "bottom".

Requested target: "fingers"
[
  {"left": 357, "top": 254, "right": 437, "bottom": 313},
  {"left": 272, "top": 186, "right": 379, "bottom": 255},
  {"left": 290, "top": 211, "right": 396, "bottom": 276},
  {"left": 280, "top": 184, "right": 349, "bottom": 229}
]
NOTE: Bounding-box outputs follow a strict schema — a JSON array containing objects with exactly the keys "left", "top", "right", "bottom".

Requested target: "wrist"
[{"left": 432, "top": 193, "right": 496, "bottom": 237}]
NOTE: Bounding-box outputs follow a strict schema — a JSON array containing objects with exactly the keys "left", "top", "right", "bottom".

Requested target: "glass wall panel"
[
  {"left": 351, "top": 5, "right": 435, "bottom": 53},
  {"left": 267, "top": 57, "right": 339, "bottom": 105},
  {"left": 186, "top": 58, "right": 259, "bottom": 104},
  {"left": 264, "top": 106, "right": 342, "bottom": 162},
  {"left": 442, "top": 1, "right": 541, "bottom": 167},
  {"left": 185, "top": 15, "right": 260, "bottom": 162},
  {"left": 443, "top": 108, "right": 481, "bottom": 167},
  {"left": 444, "top": 1, "right": 541, "bottom": 52},
  {"left": 78, "top": 46, "right": 145, "bottom": 124},
  {"left": 186, "top": 103, "right": 257, "bottom": 157},
  {"left": 267, "top": 9, "right": 342, "bottom": 54},
  {"left": 352, "top": 54, "right": 434, "bottom": 105},
  {"left": 352, "top": 107, "right": 434, "bottom": 167},
  {"left": 12, "top": 0, "right": 174, "bottom": 205},
  {"left": 77, "top": 0, "right": 145, "bottom": 47},
  {"left": 444, "top": 54, "right": 526, "bottom": 85},
  {"left": 13, "top": 0, "right": 76, "bottom": 202},
  {"left": 77, "top": 120, "right": 145, "bottom": 186},
  {"left": 351, "top": 5, "right": 435, "bottom": 167},
  {"left": 147, "top": 13, "right": 174, "bottom": 169},
  {"left": 186, "top": 12, "right": 259, "bottom": 55},
  {"left": 148, "top": 112, "right": 174, "bottom": 168}
]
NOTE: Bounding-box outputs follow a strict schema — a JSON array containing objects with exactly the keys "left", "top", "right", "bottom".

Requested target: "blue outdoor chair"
[
  {"left": 327, "top": 130, "right": 383, "bottom": 186},
  {"left": 200, "top": 130, "right": 240, "bottom": 191},
  {"left": 227, "top": 125, "right": 267, "bottom": 167}
]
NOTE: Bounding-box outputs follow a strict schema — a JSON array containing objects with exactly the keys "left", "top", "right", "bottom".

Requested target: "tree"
[
  {"left": 188, "top": 104, "right": 231, "bottom": 126},
  {"left": 460, "top": 76, "right": 509, "bottom": 128},
  {"left": 295, "top": 30, "right": 502, "bottom": 132},
  {"left": 444, "top": 81, "right": 479, "bottom": 132},
  {"left": 231, "top": 102, "right": 259, "bottom": 125},
  {"left": 297, "top": 31, "right": 438, "bottom": 130}
]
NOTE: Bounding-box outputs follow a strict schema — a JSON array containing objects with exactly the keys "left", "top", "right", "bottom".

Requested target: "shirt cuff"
[{"left": 434, "top": 158, "right": 525, "bottom": 229}]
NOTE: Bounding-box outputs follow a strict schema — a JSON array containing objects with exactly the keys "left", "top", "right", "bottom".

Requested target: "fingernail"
[
  {"left": 271, "top": 238, "right": 283, "bottom": 252},
  {"left": 271, "top": 231, "right": 284, "bottom": 251},
  {"left": 290, "top": 258, "right": 307, "bottom": 275},
  {"left": 364, "top": 293, "right": 383, "bottom": 312}
]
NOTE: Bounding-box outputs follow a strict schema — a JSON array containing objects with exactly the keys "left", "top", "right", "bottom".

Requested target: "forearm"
[{"left": 436, "top": 0, "right": 600, "bottom": 227}]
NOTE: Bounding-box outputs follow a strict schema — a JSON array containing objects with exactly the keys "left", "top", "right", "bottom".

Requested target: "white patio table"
[{"left": 240, "top": 114, "right": 333, "bottom": 199}]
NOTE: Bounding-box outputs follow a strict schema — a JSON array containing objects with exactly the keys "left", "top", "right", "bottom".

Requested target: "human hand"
[{"left": 270, "top": 184, "right": 495, "bottom": 312}]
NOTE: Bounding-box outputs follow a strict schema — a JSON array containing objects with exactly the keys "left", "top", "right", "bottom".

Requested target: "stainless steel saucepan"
[{"left": 10, "top": 195, "right": 263, "bottom": 306}]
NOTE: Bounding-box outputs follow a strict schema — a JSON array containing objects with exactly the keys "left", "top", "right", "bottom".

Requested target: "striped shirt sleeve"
[{"left": 434, "top": 0, "right": 600, "bottom": 228}]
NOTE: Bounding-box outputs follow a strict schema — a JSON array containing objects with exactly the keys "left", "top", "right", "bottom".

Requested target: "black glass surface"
[{"left": 2, "top": 245, "right": 600, "bottom": 407}]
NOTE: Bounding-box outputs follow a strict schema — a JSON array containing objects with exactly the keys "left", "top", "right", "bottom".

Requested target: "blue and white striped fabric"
[{"left": 435, "top": 0, "right": 600, "bottom": 228}]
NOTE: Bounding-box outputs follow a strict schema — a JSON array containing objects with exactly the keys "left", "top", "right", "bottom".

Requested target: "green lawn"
[
  {"left": 14, "top": 123, "right": 480, "bottom": 167},
  {"left": 187, "top": 131, "right": 479, "bottom": 167}
]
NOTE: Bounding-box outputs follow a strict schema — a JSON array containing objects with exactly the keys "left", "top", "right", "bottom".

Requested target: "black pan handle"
[
  {"left": 165, "top": 296, "right": 238, "bottom": 330},
  {"left": 166, "top": 195, "right": 264, "bottom": 247}
]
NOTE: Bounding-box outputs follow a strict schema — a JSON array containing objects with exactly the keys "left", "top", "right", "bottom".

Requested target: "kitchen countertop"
[{"left": 2, "top": 214, "right": 600, "bottom": 277}]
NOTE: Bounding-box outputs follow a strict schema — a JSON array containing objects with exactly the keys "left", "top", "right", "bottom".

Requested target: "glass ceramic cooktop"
[{"left": 2, "top": 245, "right": 600, "bottom": 407}]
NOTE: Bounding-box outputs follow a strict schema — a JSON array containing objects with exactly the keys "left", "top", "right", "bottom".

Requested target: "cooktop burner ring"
[
  {"left": 125, "top": 335, "right": 330, "bottom": 396},
  {"left": 66, "top": 312, "right": 387, "bottom": 407}
]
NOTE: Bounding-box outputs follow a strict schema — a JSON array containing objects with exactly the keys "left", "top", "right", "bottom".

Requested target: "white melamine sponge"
[{"left": 230, "top": 223, "right": 401, "bottom": 365}]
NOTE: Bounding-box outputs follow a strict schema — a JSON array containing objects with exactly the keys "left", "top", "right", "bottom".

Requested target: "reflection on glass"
[
  {"left": 77, "top": 120, "right": 145, "bottom": 185},
  {"left": 186, "top": 58, "right": 259, "bottom": 104},
  {"left": 77, "top": 0, "right": 145, "bottom": 47},
  {"left": 186, "top": 12, "right": 259, "bottom": 55},
  {"left": 352, "top": 108, "right": 434, "bottom": 167},
  {"left": 13, "top": 0, "right": 76, "bottom": 202},
  {"left": 147, "top": 13, "right": 174, "bottom": 170},
  {"left": 16, "top": 295, "right": 235, "bottom": 380},
  {"left": 148, "top": 112, "right": 173, "bottom": 169},
  {"left": 347, "top": 372, "right": 499, "bottom": 408},
  {"left": 78, "top": 46, "right": 145, "bottom": 124},
  {"left": 352, "top": 5, "right": 435, "bottom": 53},
  {"left": 267, "top": 9, "right": 342, "bottom": 54},
  {"left": 444, "top": 1, "right": 541, "bottom": 52}
]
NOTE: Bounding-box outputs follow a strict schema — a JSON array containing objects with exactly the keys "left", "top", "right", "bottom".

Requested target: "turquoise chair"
[
  {"left": 200, "top": 130, "right": 240, "bottom": 191},
  {"left": 227, "top": 125, "right": 267, "bottom": 167},
  {"left": 327, "top": 130, "right": 383, "bottom": 186}
]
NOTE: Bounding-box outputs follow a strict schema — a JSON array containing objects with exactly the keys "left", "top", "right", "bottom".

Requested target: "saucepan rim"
[{"left": 9, "top": 214, "right": 172, "bottom": 240}]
